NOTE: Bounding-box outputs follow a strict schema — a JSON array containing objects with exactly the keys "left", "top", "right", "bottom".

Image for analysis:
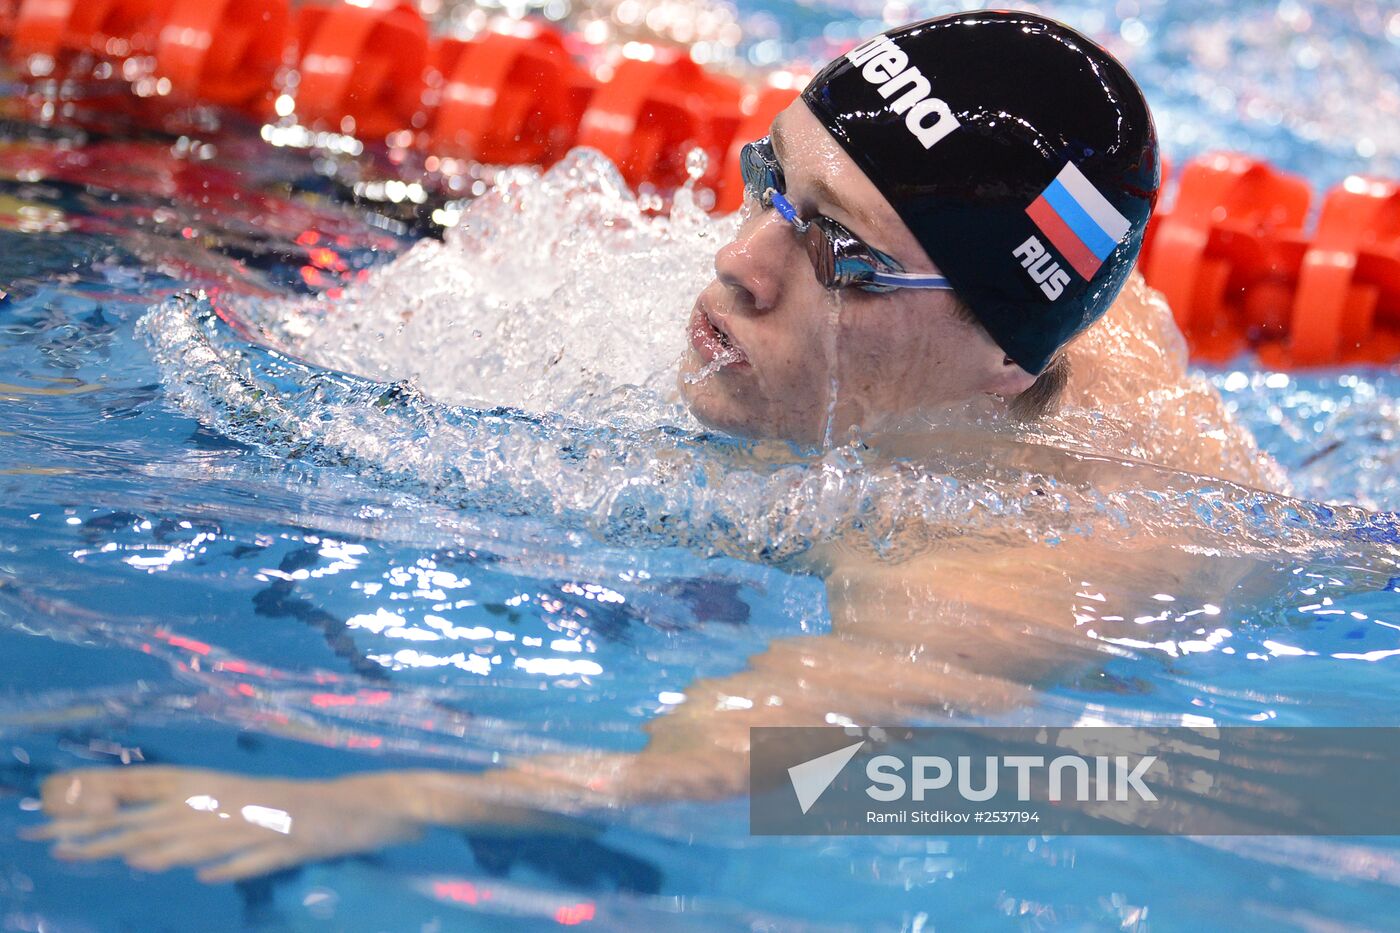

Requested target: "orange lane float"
[
  {"left": 153, "top": 0, "right": 289, "bottom": 111},
  {"left": 430, "top": 23, "right": 595, "bottom": 165},
  {"left": 292, "top": 0, "right": 428, "bottom": 138},
  {"left": 7, "top": 0, "right": 171, "bottom": 63},
  {"left": 1142, "top": 153, "right": 1311, "bottom": 362},
  {"left": 1, "top": 0, "right": 1399, "bottom": 367},
  {"left": 1274, "top": 177, "right": 1400, "bottom": 367},
  {"left": 714, "top": 84, "right": 801, "bottom": 212},
  {"left": 1145, "top": 153, "right": 1400, "bottom": 366},
  {"left": 576, "top": 49, "right": 743, "bottom": 192}
]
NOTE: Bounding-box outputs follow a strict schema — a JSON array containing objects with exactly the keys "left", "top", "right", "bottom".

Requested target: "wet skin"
[{"left": 678, "top": 101, "right": 1036, "bottom": 446}]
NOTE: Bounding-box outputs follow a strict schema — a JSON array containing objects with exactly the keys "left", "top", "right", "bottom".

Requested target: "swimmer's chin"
[
  {"left": 678, "top": 366, "right": 827, "bottom": 446},
  {"left": 678, "top": 357, "right": 765, "bottom": 440}
]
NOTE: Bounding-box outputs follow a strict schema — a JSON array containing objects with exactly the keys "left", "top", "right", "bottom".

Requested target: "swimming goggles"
[{"left": 739, "top": 137, "right": 954, "bottom": 293}]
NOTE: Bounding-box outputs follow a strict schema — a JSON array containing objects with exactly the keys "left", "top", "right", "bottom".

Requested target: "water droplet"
[{"left": 685, "top": 148, "right": 708, "bottom": 181}]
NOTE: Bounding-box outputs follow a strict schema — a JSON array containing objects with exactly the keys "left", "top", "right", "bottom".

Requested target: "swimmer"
[{"left": 24, "top": 11, "right": 1285, "bottom": 880}]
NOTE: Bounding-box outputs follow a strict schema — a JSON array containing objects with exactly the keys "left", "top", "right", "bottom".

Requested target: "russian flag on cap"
[{"left": 1025, "top": 162, "right": 1131, "bottom": 281}]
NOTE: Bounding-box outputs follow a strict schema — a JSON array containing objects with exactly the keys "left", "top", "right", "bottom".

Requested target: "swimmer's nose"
[{"left": 714, "top": 209, "right": 798, "bottom": 313}]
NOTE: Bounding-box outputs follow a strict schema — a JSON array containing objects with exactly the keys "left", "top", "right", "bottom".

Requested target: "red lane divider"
[
  {"left": 1145, "top": 152, "right": 1400, "bottom": 366},
  {"left": 9, "top": 0, "right": 171, "bottom": 61},
  {"left": 431, "top": 24, "right": 594, "bottom": 165},
  {"left": 1279, "top": 177, "right": 1400, "bottom": 366},
  {"left": 715, "top": 84, "right": 801, "bottom": 212},
  {"left": 293, "top": 0, "right": 427, "bottom": 137},
  {"left": 1, "top": 0, "right": 1399, "bottom": 367},
  {"left": 155, "top": 0, "right": 288, "bottom": 111},
  {"left": 577, "top": 50, "right": 742, "bottom": 191},
  {"left": 1143, "top": 153, "right": 1311, "bottom": 362}
]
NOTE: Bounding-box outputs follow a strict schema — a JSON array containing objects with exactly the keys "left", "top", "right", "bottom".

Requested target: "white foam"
[{"left": 246, "top": 150, "right": 730, "bottom": 433}]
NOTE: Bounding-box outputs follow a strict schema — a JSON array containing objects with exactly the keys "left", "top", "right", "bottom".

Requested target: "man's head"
[{"left": 679, "top": 11, "right": 1159, "bottom": 445}]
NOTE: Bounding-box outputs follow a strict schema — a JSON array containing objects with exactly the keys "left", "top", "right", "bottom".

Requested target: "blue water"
[{"left": 2, "top": 0, "right": 1400, "bottom": 930}]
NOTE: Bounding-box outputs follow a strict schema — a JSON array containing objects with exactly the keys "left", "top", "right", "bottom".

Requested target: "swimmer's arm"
[
  {"left": 387, "top": 537, "right": 1263, "bottom": 819},
  {"left": 28, "top": 563, "right": 1057, "bottom": 882},
  {"left": 374, "top": 546, "right": 1096, "bottom": 820},
  {"left": 29, "top": 539, "right": 1273, "bottom": 880}
]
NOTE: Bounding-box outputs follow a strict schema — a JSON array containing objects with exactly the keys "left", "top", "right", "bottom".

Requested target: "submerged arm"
[
  {"left": 419, "top": 543, "right": 1090, "bottom": 814},
  {"left": 32, "top": 537, "right": 1237, "bottom": 879}
]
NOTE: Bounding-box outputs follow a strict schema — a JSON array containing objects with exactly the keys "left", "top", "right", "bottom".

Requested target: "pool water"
[{"left": 2, "top": 1, "right": 1400, "bottom": 930}]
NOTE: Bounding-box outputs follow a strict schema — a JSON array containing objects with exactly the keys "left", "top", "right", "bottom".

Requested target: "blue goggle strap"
[
  {"left": 768, "top": 190, "right": 954, "bottom": 292},
  {"left": 867, "top": 270, "right": 954, "bottom": 290}
]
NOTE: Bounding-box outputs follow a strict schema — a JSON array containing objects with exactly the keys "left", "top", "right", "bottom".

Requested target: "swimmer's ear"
[{"left": 983, "top": 356, "right": 1036, "bottom": 398}]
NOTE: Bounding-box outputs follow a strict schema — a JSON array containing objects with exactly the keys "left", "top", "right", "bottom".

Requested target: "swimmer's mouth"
[
  {"left": 712, "top": 318, "right": 738, "bottom": 351},
  {"left": 690, "top": 303, "right": 750, "bottom": 366},
  {"left": 708, "top": 309, "right": 747, "bottom": 357}
]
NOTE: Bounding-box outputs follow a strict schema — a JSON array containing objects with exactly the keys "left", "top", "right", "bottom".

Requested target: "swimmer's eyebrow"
[{"left": 770, "top": 121, "right": 882, "bottom": 237}]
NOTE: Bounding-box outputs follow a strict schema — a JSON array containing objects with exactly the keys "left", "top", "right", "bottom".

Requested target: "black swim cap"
[{"left": 802, "top": 11, "right": 1160, "bottom": 374}]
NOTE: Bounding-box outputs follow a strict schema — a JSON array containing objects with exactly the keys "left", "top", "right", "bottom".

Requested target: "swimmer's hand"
[{"left": 22, "top": 766, "right": 582, "bottom": 882}]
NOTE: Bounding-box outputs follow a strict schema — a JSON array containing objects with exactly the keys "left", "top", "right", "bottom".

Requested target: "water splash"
[
  {"left": 149, "top": 290, "right": 1363, "bottom": 566},
  {"left": 682, "top": 344, "right": 747, "bottom": 385},
  {"left": 136, "top": 148, "right": 1400, "bottom": 571},
  {"left": 235, "top": 149, "right": 724, "bottom": 431}
]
